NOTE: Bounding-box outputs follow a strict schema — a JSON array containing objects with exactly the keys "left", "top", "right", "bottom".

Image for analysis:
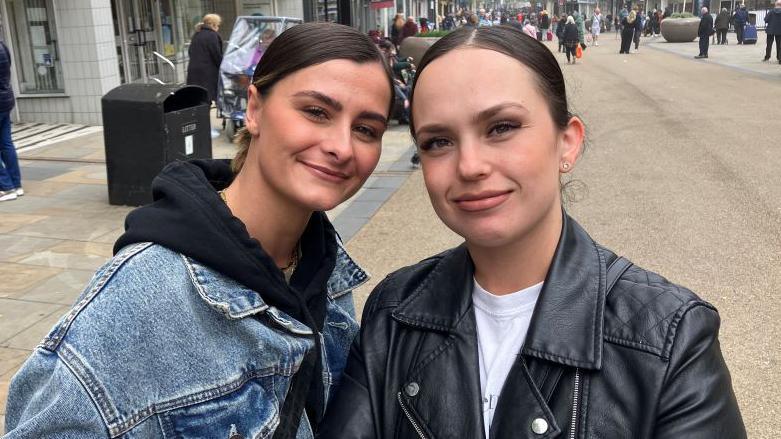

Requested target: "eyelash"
[
  {"left": 303, "top": 106, "right": 381, "bottom": 140},
  {"left": 418, "top": 137, "right": 451, "bottom": 151},
  {"left": 303, "top": 106, "right": 328, "bottom": 120},
  {"left": 418, "top": 121, "right": 521, "bottom": 151},
  {"left": 489, "top": 121, "right": 521, "bottom": 136}
]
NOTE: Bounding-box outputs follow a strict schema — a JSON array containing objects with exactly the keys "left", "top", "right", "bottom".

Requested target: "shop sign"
[{"left": 370, "top": 0, "right": 395, "bottom": 8}]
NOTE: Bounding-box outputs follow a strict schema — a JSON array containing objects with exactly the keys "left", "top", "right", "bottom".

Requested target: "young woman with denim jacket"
[
  {"left": 4, "top": 23, "right": 394, "bottom": 439},
  {"left": 320, "top": 26, "right": 746, "bottom": 438}
]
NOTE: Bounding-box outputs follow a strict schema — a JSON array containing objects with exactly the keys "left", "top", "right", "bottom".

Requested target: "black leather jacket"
[{"left": 320, "top": 214, "right": 745, "bottom": 438}]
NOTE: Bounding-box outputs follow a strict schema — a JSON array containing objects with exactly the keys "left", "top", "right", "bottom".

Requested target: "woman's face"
[
  {"left": 244, "top": 59, "right": 391, "bottom": 212},
  {"left": 412, "top": 48, "right": 583, "bottom": 248}
]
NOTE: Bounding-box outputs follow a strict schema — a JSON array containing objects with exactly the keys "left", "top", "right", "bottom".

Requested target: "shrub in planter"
[{"left": 661, "top": 13, "right": 700, "bottom": 42}]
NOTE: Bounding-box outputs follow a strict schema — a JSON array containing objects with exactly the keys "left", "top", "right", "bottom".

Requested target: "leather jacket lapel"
[
  {"left": 490, "top": 358, "right": 562, "bottom": 438},
  {"left": 395, "top": 314, "right": 486, "bottom": 439},
  {"left": 523, "top": 214, "right": 606, "bottom": 370}
]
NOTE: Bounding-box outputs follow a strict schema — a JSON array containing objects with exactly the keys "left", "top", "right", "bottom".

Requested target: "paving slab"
[
  {"left": 15, "top": 269, "right": 96, "bottom": 305},
  {"left": 0, "top": 263, "right": 62, "bottom": 298}
]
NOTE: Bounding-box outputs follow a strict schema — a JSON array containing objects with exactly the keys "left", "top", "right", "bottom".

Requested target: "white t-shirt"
[{"left": 473, "top": 278, "right": 543, "bottom": 439}]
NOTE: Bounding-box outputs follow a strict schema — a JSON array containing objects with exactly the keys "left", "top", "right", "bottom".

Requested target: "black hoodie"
[{"left": 114, "top": 159, "right": 338, "bottom": 434}]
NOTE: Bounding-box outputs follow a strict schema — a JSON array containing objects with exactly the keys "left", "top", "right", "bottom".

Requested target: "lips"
[
  {"left": 452, "top": 190, "right": 512, "bottom": 212},
  {"left": 300, "top": 160, "right": 350, "bottom": 182}
]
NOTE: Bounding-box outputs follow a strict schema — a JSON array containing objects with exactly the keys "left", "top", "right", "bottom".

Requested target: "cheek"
[
  {"left": 421, "top": 162, "right": 450, "bottom": 206},
  {"left": 353, "top": 146, "right": 382, "bottom": 179}
]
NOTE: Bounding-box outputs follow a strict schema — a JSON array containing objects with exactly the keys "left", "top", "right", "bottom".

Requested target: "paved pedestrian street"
[{"left": 1, "top": 36, "right": 779, "bottom": 436}]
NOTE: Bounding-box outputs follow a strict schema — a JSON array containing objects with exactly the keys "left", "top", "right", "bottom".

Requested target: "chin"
[
  {"left": 297, "top": 190, "right": 348, "bottom": 212},
  {"left": 442, "top": 217, "right": 514, "bottom": 248}
]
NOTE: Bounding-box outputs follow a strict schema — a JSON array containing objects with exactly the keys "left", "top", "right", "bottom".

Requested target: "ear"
[
  {"left": 244, "top": 84, "right": 263, "bottom": 137},
  {"left": 557, "top": 116, "right": 585, "bottom": 172}
]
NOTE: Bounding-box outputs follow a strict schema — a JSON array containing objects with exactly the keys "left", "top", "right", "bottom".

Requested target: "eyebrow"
[
  {"left": 415, "top": 102, "right": 529, "bottom": 138},
  {"left": 293, "top": 90, "right": 342, "bottom": 111},
  {"left": 292, "top": 90, "right": 389, "bottom": 126},
  {"left": 473, "top": 102, "right": 530, "bottom": 123}
]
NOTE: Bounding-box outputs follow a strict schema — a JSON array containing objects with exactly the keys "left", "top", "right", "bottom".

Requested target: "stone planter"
[
  {"left": 660, "top": 17, "right": 700, "bottom": 42},
  {"left": 398, "top": 37, "right": 440, "bottom": 65}
]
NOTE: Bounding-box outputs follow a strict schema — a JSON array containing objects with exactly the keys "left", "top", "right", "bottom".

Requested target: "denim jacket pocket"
[{"left": 158, "top": 374, "right": 283, "bottom": 439}]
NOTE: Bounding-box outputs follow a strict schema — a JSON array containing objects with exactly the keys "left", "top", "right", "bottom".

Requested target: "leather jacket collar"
[{"left": 392, "top": 213, "right": 607, "bottom": 370}]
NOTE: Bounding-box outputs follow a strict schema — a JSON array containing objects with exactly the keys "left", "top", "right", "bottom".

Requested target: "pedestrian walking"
[
  {"left": 574, "top": 10, "right": 587, "bottom": 50},
  {"left": 591, "top": 8, "right": 603, "bottom": 46},
  {"left": 763, "top": 0, "right": 781, "bottom": 63},
  {"left": 319, "top": 25, "right": 748, "bottom": 439},
  {"left": 523, "top": 19, "right": 538, "bottom": 39},
  {"left": 4, "top": 23, "right": 395, "bottom": 438},
  {"left": 186, "top": 14, "right": 223, "bottom": 103},
  {"left": 0, "top": 39, "right": 22, "bottom": 202},
  {"left": 715, "top": 8, "right": 730, "bottom": 44},
  {"left": 419, "top": 17, "right": 430, "bottom": 33},
  {"left": 539, "top": 10, "right": 551, "bottom": 41},
  {"left": 620, "top": 7, "right": 636, "bottom": 53},
  {"left": 696, "top": 7, "right": 714, "bottom": 58},
  {"left": 557, "top": 13, "right": 568, "bottom": 52},
  {"left": 402, "top": 16, "right": 419, "bottom": 41},
  {"left": 390, "top": 13, "right": 405, "bottom": 48},
  {"left": 633, "top": 8, "right": 644, "bottom": 52},
  {"left": 733, "top": 4, "right": 749, "bottom": 44},
  {"left": 563, "top": 16, "right": 580, "bottom": 63}
]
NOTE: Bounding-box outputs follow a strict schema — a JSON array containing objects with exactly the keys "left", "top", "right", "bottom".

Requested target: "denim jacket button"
[
  {"left": 404, "top": 382, "right": 420, "bottom": 397},
  {"left": 531, "top": 418, "right": 549, "bottom": 434}
]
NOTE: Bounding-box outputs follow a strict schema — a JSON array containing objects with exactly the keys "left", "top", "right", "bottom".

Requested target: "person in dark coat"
[
  {"left": 0, "top": 39, "right": 22, "bottom": 202},
  {"left": 391, "top": 13, "right": 405, "bottom": 48},
  {"left": 696, "top": 7, "right": 714, "bottom": 58},
  {"left": 556, "top": 13, "right": 568, "bottom": 52},
  {"left": 563, "top": 16, "right": 580, "bottom": 63},
  {"left": 763, "top": 0, "right": 781, "bottom": 63},
  {"left": 733, "top": 5, "right": 749, "bottom": 44},
  {"left": 401, "top": 16, "right": 419, "bottom": 42},
  {"left": 186, "top": 14, "right": 223, "bottom": 103},
  {"left": 620, "top": 8, "right": 636, "bottom": 53},
  {"left": 715, "top": 8, "right": 730, "bottom": 44}
]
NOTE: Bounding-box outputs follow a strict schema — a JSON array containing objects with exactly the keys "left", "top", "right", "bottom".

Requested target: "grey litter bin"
[{"left": 102, "top": 83, "right": 212, "bottom": 206}]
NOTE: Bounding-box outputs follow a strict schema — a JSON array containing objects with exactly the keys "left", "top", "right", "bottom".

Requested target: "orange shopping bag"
[{"left": 575, "top": 44, "right": 583, "bottom": 59}]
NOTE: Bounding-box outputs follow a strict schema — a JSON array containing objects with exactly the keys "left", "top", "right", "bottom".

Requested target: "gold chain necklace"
[{"left": 218, "top": 189, "right": 299, "bottom": 280}]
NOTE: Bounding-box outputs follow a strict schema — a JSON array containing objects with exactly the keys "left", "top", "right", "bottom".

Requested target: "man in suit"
[{"left": 695, "top": 7, "right": 714, "bottom": 58}]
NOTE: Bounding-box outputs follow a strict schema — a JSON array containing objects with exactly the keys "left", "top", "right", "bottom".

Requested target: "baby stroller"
[{"left": 217, "top": 16, "right": 302, "bottom": 140}]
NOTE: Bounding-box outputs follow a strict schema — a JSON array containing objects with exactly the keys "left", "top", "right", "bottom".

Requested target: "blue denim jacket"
[{"left": 4, "top": 241, "right": 366, "bottom": 438}]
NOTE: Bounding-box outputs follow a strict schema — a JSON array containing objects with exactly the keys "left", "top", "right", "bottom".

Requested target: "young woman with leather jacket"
[
  {"left": 319, "top": 26, "right": 746, "bottom": 439},
  {"left": 4, "top": 23, "right": 394, "bottom": 439}
]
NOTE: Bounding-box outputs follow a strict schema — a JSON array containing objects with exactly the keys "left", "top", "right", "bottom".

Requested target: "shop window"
[{"left": 6, "top": 0, "right": 64, "bottom": 94}]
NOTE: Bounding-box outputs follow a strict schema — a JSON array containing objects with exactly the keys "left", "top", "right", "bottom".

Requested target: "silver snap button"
[
  {"left": 531, "top": 418, "right": 548, "bottom": 434},
  {"left": 405, "top": 382, "right": 420, "bottom": 397}
]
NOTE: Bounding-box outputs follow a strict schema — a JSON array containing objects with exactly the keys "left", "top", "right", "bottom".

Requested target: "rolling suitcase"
[{"left": 743, "top": 24, "right": 758, "bottom": 44}]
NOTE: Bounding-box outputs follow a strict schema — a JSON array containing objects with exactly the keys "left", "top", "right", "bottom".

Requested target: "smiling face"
[
  {"left": 243, "top": 59, "right": 391, "bottom": 212},
  {"left": 412, "top": 48, "right": 583, "bottom": 249}
]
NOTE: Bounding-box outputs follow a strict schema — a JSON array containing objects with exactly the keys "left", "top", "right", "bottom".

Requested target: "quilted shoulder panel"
[{"left": 603, "top": 265, "right": 704, "bottom": 358}]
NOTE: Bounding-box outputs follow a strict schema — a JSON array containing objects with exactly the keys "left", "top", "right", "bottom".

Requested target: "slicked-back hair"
[{"left": 409, "top": 26, "right": 572, "bottom": 139}]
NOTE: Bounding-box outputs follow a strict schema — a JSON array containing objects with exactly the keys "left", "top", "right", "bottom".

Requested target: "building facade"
[{"left": 0, "top": 0, "right": 318, "bottom": 125}]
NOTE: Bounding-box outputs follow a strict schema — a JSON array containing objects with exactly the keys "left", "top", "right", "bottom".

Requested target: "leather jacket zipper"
[
  {"left": 397, "top": 391, "right": 427, "bottom": 439},
  {"left": 569, "top": 368, "right": 581, "bottom": 439}
]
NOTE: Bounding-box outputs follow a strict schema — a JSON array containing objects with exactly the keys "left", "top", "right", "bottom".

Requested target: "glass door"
[{"left": 112, "top": 0, "right": 164, "bottom": 83}]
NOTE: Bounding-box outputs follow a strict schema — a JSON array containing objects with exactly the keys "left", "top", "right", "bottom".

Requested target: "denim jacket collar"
[
  {"left": 392, "top": 213, "right": 607, "bottom": 370},
  {"left": 184, "top": 240, "right": 368, "bottom": 322}
]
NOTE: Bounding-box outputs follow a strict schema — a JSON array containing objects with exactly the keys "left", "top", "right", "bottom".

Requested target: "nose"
[
  {"left": 320, "top": 125, "right": 354, "bottom": 164},
  {"left": 456, "top": 140, "right": 490, "bottom": 181}
]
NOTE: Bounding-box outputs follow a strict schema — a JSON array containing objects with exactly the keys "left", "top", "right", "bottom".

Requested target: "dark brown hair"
[
  {"left": 232, "top": 22, "right": 394, "bottom": 173},
  {"left": 409, "top": 25, "right": 572, "bottom": 138}
]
